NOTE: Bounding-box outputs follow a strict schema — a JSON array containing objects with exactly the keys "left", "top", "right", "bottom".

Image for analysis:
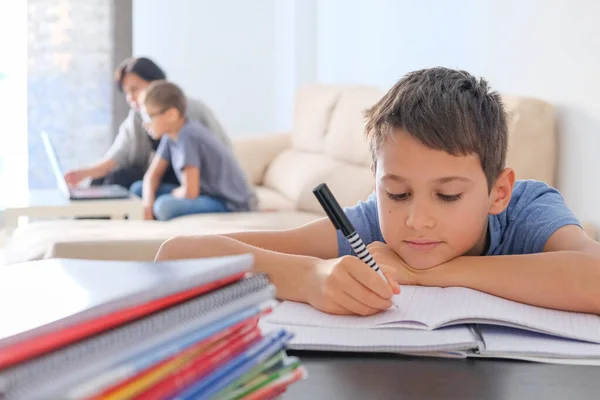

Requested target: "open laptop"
[{"left": 41, "top": 131, "right": 131, "bottom": 200}]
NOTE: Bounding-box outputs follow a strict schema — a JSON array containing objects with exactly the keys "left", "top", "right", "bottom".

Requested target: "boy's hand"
[
  {"left": 143, "top": 203, "right": 154, "bottom": 220},
  {"left": 171, "top": 186, "right": 186, "bottom": 199},
  {"left": 305, "top": 256, "right": 400, "bottom": 316},
  {"left": 367, "top": 241, "right": 421, "bottom": 285}
]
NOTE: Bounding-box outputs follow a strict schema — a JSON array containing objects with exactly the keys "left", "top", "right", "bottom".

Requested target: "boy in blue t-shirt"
[
  {"left": 155, "top": 68, "right": 600, "bottom": 316},
  {"left": 130, "top": 80, "right": 254, "bottom": 220}
]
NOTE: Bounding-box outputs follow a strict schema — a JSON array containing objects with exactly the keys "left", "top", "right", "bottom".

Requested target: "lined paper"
[
  {"left": 265, "top": 301, "right": 408, "bottom": 329},
  {"left": 393, "top": 286, "right": 600, "bottom": 344},
  {"left": 268, "top": 286, "right": 600, "bottom": 344}
]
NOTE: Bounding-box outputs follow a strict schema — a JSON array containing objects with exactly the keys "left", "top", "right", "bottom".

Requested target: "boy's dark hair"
[
  {"left": 364, "top": 67, "right": 508, "bottom": 189},
  {"left": 144, "top": 80, "right": 187, "bottom": 117},
  {"left": 115, "top": 57, "right": 166, "bottom": 91}
]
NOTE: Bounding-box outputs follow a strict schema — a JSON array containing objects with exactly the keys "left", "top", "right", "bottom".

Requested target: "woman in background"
[{"left": 64, "top": 57, "right": 231, "bottom": 189}]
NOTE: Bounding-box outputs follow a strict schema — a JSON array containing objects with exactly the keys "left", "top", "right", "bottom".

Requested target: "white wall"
[
  {"left": 133, "top": 0, "right": 317, "bottom": 135},
  {"left": 134, "top": 0, "right": 278, "bottom": 136},
  {"left": 317, "top": 0, "right": 600, "bottom": 228},
  {"left": 133, "top": 0, "right": 600, "bottom": 227}
]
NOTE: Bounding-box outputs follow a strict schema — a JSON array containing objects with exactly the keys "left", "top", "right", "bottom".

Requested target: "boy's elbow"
[
  {"left": 154, "top": 234, "right": 235, "bottom": 262},
  {"left": 155, "top": 237, "right": 182, "bottom": 261},
  {"left": 594, "top": 297, "right": 600, "bottom": 316},
  {"left": 154, "top": 237, "right": 178, "bottom": 262},
  {"left": 588, "top": 255, "right": 600, "bottom": 314}
]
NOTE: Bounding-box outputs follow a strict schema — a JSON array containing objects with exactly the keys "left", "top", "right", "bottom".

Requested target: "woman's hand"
[{"left": 64, "top": 170, "right": 88, "bottom": 187}]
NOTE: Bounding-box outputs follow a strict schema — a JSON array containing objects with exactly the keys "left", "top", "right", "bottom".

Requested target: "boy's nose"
[{"left": 405, "top": 202, "right": 436, "bottom": 230}]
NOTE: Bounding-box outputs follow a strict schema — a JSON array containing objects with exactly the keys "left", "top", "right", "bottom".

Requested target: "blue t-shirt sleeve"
[
  {"left": 176, "top": 134, "right": 202, "bottom": 171},
  {"left": 498, "top": 181, "right": 581, "bottom": 254},
  {"left": 336, "top": 192, "right": 383, "bottom": 257},
  {"left": 156, "top": 136, "right": 171, "bottom": 161}
]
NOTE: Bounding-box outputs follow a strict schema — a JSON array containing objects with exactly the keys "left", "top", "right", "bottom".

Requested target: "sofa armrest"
[
  {"left": 45, "top": 239, "right": 165, "bottom": 261},
  {"left": 232, "top": 132, "right": 292, "bottom": 186}
]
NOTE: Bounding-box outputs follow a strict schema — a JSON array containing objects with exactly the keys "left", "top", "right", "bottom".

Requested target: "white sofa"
[{"left": 6, "top": 85, "right": 594, "bottom": 263}]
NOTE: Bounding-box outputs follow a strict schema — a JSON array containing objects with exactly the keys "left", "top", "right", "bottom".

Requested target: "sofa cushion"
[
  {"left": 292, "top": 85, "right": 341, "bottom": 153},
  {"left": 503, "top": 95, "right": 556, "bottom": 186},
  {"left": 255, "top": 187, "right": 295, "bottom": 211},
  {"left": 231, "top": 133, "right": 292, "bottom": 186},
  {"left": 326, "top": 86, "right": 383, "bottom": 166},
  {"left": 263, "top": 149, "right": 374, "bottom": 214}
]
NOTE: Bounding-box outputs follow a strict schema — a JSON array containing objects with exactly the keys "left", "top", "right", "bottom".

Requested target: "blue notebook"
[{"left": 172, "top": 329, "right": 293, "bottom": 400}]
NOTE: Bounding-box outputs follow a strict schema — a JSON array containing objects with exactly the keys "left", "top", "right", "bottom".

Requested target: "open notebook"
[{"left": 261, "top": 285, "right": 600, "bottom": 365}]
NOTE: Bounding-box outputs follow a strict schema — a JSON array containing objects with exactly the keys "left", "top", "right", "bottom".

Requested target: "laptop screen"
[{"left": 40, "top": 131, "right": 70, "bottom": 197}]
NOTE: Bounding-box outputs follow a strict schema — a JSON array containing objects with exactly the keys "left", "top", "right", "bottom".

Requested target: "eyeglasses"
[{"left": 140, "top": 107, "right": 169, "bottom": 123}]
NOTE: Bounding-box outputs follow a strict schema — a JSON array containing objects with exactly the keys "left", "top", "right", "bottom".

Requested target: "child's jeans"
[{"left": 130, "top": 181, "right": 230, "bottom": 221}]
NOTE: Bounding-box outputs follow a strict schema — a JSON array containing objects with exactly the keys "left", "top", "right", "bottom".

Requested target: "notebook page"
[
  {"left": 478, "top": 325, "right": 600, "bottom": 363},
  {"left": 391, "top": 286, "right": 600, "bottom": 344},
  {"left": 259, "top": 321, "right": 479, "bottom": 354},
  {"left": 268, "top": 286, "right": 600, "bottom": 344},
  {"left": 265, "top": 301, "right": 414, "bottom": 329}
]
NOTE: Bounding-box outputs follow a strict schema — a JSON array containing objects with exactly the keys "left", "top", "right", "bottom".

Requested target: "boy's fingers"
[
  {"left": 333, "top": 291, "right": 381, "bottom": 316},
  {"left": 338, "top": 272, "right": 393, "bottom": 310},
  {"left": 345, "top": 257, "right": 393, "bottom": 300},
  {"left": 383, "top": 271, "right": 401, "bottom": 295}
]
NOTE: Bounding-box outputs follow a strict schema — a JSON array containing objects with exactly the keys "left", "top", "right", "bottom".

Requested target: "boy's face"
[
  {"left": 374, "top": 129, "right": 514, "bottom": 270},
  {"left": 140, "top": 94, "right": 173, "bottom": 140}
]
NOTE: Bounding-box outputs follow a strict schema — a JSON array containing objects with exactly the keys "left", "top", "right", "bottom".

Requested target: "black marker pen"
[{"left": 313, "top": 183, "right": 391, "bottom": 284}]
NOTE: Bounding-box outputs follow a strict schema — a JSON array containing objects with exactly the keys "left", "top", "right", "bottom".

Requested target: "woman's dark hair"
[{"left": 114, "top": 57, "right": 166, "bottom": 91}]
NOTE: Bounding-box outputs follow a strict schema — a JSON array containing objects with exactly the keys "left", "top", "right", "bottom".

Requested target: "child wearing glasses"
[{"left": 131, "top": 80, "right": 255, "bottom": 220}]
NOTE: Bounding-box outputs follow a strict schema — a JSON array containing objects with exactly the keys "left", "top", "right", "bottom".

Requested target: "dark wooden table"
[{"left": 285, "top": 351, "right": 600, "bottom": 399}]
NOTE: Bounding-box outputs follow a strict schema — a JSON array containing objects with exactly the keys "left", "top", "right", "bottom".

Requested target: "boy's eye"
[
  {"left": 386, "top": 192, "right": 411, "bottom": 201},
  {"left": 437, "top": 193, "right": 463, "bottom": 203}
]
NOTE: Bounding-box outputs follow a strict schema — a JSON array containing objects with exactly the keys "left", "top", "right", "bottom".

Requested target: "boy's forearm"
[
  {"left": 171, "top": 185, "right": 198, "bottom": 199},
  {"left": 421, "top": 252, "right": 600, "bottom": 314},
  {"left": 156, "top": 235, "right": 317, "bottom": 303},
  {"left": 142, "top": 174, "right": 160, "bottom": 203}
]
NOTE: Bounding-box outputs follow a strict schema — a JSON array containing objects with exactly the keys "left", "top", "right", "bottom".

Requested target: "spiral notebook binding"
[{"left": 1, "top": 273, "right": 272, "bottom": 400}]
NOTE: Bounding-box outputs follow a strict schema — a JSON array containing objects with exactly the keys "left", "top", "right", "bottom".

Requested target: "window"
[
  {"left": 28, "top": 0, "right": 113, "bottom": 190},
  {"left": 0, "top": 2, "right": 28, "bottom": 205}
]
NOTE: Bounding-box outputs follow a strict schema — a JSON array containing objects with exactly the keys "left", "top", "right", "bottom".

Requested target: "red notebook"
[{"left": 0, "top": 255, "right": 254, "bottom": 369}]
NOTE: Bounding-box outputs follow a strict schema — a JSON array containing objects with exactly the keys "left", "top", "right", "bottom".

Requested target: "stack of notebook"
[
  {"left": 0, "top": 255, "right": 306, "bottom": 399},
  {"left": 261, "top": 285, "right": 600, "bottom": 365}
]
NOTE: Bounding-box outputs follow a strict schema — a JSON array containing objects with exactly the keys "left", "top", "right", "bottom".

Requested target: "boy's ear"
[
  {"left": 165, "top": 107, "right": 179, "bottom": 121},
  {"left": 370, "top": 162, "right": 377, "bottom": 177},
  {"left": 488, "top": 168, "right": 515, "bottom": 215}
]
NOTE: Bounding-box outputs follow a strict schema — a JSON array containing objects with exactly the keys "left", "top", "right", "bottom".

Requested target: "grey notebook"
[{"left": 0, "top": 254, "right": 255, "bottom": 349}]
